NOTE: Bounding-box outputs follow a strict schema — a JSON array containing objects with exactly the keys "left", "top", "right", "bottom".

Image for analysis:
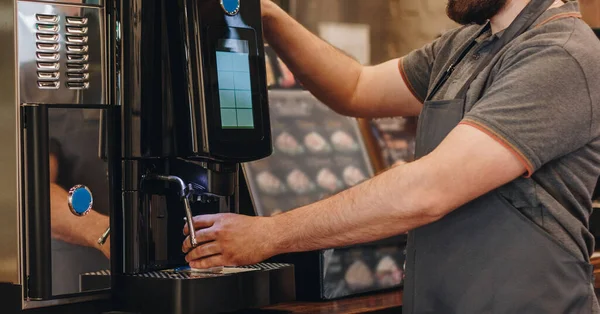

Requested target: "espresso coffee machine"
[
  {"left": 0, "top": 0, "right": 294, "bottom": 313},
  {"left": 109, "top": 0, "right": 295, "bottom": 312}
]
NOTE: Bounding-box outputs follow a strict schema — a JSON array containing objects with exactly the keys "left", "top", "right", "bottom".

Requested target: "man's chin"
[{"left": 446, "top": 0, "right": 507, "bottom": 25}]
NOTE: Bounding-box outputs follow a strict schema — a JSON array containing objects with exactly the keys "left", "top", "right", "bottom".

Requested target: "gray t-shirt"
[{"left": 401, "top": 1, "right": 600, "bottom": 262}]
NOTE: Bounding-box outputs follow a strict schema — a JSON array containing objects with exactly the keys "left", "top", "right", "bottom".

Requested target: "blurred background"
[
  {"left": 270, "top": 0, "right": 599, "bottom": 65},
  {"left": 270, "top": 0, "right": 456, "bottom": 65}
]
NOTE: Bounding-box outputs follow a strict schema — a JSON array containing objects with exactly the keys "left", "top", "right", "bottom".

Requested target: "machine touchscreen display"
[{"left": 216, "top": 38, "right": 255, "bottom": 129}]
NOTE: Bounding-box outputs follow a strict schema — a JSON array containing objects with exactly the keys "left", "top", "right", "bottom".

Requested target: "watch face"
[{"left": 221, "top": 0, "right": 240, "bottom": 16}]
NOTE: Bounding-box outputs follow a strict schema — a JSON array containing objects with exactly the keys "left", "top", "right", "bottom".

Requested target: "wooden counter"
[
  {"left": 238, "top": 251, "right": 600, "bottom": 313},
  {"left": 238, "top": 290, "right": 403, "bottom": 314},
  {"left": 592, "top": 252, "right": 600, "bottom": 289}
]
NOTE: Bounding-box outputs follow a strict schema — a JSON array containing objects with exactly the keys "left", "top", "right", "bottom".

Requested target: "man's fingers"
[
  {"left": 189, "top": 255, "right": 228, "bottom": 270},
  {"left": 183, "top": 215, "right": 219, "bottom": 235},
  {"left": 182, "top": 228, "right": 217, "bottom": 253},
  {"left": 185, "top": 242, "right": 222, "bottom": 263}
]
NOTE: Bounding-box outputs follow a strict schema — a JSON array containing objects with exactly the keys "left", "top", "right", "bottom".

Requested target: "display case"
[{"left": 244, "top": 53, "right": 405, "bottom": 301}]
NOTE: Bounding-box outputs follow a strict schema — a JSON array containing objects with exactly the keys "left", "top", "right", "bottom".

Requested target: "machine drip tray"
[{"left": 81, "top": 263, "right": 295, "bottom": 314}]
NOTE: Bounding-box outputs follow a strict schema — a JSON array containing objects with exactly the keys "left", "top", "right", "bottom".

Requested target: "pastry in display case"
[
  {"left": 275, "top": 131, "right": 305, "bottom": 156},
  {"left": 304, "top": 132, "right": 333, "bottom": 154},
  {"left": 331, "top": 130, "right": 360, "bottom": 153},
  {"left": 286, "top": 169, "right": 316, "bottom": 195},
  {"left": 316, "top": 168, "right": 343, "bottom": 193},
  {"left": 342, "top": 165, "right": 368, "bottom": 187},
  {"left": 256, "top": 171, "right": 287, "bottom": 195}
]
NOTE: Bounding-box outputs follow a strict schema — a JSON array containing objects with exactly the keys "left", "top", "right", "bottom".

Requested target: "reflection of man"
[
  {"left": 184, "top": 0, "right": 600, "bottom": 312},
  {"left": 48, "top": 110, "right": 110, "bottom": 295},
  {"left": 49, "top": 135, "right": 109, "bottom": 258}
]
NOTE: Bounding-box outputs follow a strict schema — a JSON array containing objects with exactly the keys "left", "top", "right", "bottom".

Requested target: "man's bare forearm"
[
  {"left": 261, "top": 1, "right": 363, "bottom": 115},
  {"left": 270, "top": 160, "right": 440, "bottom": 254},
  {"left": 267, "top": 124, "right": 527, "bottom": 254},
  {"left": 50, "top": 183, "right": 110, "bottom": 256}
]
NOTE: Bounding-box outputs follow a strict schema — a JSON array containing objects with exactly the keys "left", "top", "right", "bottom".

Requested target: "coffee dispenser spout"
[{"left": 142, "top": 174, "right": 199, "bottom": 248}]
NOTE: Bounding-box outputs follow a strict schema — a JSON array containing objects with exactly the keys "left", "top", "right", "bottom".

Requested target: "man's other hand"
[{"left": 182, "top": 214, "right": 277, "bottom": 269}]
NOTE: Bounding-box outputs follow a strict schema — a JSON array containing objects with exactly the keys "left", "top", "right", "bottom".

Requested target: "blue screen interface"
[{"left": 216, "top": 39, "right": 254, "bottom": 129}]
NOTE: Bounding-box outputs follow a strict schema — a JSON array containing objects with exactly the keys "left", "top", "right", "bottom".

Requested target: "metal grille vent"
[
  {"left": 81, "top": 263, "right": 292, "bottom": 280},
  {"left": 34, "top": 13, "right": 90, "bottom": 90},
  {"left": 35, "top": 13, "right": 60, "bottom": 89},
  {"left": 64, "top": 15, "right": 90, "bottom": 90},
  {"left": 239, "top": 263, "right": 289, "bottom": 270}
]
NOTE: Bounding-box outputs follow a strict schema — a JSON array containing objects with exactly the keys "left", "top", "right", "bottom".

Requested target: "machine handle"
[
  {"left": 98, "top": 109, "right": 108, "bottom": 160},
  {"left": 183, "top": 198, "right": 198, "bottom": 248},
  {"left": 22, "top": 104, "right": 53, "bottom": 300}
]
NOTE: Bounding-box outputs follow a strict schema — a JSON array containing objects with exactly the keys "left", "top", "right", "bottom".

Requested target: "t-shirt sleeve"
[
  {"left": 461, "top": 45, "right": 592, "bottom": 177},
  {"left": 399, "top": 40, "right": 438, "bottom": 103}
]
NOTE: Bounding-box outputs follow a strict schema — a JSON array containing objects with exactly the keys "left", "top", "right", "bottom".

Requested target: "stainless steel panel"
[
  {"left": 0, "top": 0, "right": 21, "bottom": 285},
  {"left": 23, "top": 292, "right": 109, "bottom": 309},
  {"left": 20, "top": 0, "right": 103, "bottom": 6},
  {"left": 18, "top": 1, "right": 106, "bottom": 105}
]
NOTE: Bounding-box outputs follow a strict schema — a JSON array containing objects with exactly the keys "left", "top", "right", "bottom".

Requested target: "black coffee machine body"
[
  {"left": 0, "top": 0, "right": 293, "bottom": 312},
  {"left": 108, "top": 0, "right": 295, "bottom": 313}
]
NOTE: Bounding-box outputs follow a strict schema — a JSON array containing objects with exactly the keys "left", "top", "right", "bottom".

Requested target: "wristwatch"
[{"left": 98, "top": 227, "right": 110, "bottom": 245}]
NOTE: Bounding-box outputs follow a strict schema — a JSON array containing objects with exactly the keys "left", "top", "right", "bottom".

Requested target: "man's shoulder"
[{"left": 506, "top": 17, "right": 600, "bottom": 62}]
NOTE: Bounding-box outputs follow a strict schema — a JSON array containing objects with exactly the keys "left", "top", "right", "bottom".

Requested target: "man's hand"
[
  {"left": 258, "top": 0, "right": 421, "bottom": 118},
  {"left": 182, "top": 214, "right": 277, "bottom": 269}
]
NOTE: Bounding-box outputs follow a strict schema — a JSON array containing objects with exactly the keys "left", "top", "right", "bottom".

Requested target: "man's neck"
[{"left": 490, "top": 0, "right": 565, "bottom": 34}]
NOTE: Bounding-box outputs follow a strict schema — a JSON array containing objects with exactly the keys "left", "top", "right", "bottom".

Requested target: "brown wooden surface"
[
  {"left": 256, "top": 290, "right": 403, "bottom": 314},
  {"left": 592, "top": 253, "right": 600, "bottom": 289},
  {"left": 580, "top": 0, "right": 600, "bottom": 28},
  {"left": 356, "top": 118, "right": 386, "bottom": 174}
]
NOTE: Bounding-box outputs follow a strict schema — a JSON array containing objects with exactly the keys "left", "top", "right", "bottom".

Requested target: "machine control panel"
[{"left": 196, "top": 0, "right": 272, "bottom": 162}]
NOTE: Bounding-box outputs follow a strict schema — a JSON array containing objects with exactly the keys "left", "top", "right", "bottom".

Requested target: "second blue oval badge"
[{"left": 221, "top": 0, "right": 241, "bottom": 16}]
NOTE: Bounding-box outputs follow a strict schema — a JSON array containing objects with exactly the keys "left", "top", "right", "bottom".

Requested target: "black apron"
[{"left": 403, "top": 1, "right": 596, "bottom": 313}]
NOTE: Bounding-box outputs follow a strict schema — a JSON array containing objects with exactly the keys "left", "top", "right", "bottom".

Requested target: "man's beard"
[{"left": 446, "top": 0, "right": 508, "bottom": 25}]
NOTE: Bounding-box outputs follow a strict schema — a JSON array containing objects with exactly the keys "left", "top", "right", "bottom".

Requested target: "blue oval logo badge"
[
  {"left": 68, "top": 185, "right": 94, "bottom": 216},
  {"left": 221, "top": 0, "right": 240, "bottom": 16}
]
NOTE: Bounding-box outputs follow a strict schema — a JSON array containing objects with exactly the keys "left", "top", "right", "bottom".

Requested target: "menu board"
[{"left": 243, "top": 90, "right": 374, "bottom": 217}]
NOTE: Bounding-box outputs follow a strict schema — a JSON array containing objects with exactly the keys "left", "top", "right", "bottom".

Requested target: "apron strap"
[{"left": 424, "top": 25, "right": 489, "bottom": 102}]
